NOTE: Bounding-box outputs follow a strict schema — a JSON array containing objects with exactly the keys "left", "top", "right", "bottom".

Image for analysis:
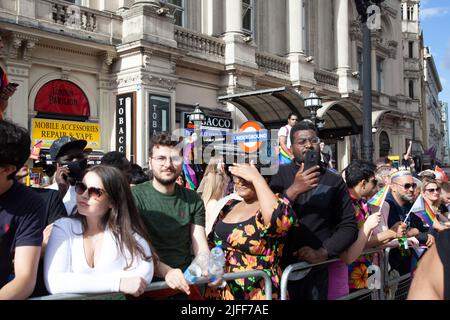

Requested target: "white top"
[
  {"left": 46, "top": 183, "right": 77, "bottom": 215},
  {"left": 278, "top": 125, "right": 292, "bottom": 149},
  {"left": 44, "top": 218, "right": 154, "bottom": 295}
]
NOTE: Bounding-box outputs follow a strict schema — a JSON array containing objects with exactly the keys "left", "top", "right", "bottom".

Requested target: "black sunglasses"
[
  {"left": 425, "top": 187, "right": 441, "bottom": 193},
  {"left": 75, "top": 181, "right": 105, "bottom": 199},
  {"left": 393, "top": 182, "right": 417, "bottom": 190}
]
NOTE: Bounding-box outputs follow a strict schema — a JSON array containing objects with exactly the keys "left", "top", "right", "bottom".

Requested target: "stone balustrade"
[
  {"left": 174, "top": 26, "right": 225, "bottom": 58},
  {"left": 314, "top": 69, "right": 339, "bottom": 87},
  {"left": 0, "top": 0, "right": 122, "bottom": 44},
  {"left": 255, "top": 52, "right": 290, "bottom": 75}
]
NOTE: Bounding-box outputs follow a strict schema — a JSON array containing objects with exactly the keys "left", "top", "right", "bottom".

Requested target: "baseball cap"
[{"left": 49, "top": 136, "right": 87, "bottom": 161}]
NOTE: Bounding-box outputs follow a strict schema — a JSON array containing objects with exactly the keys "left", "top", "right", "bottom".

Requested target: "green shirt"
[{"left": 132, "top": 181, "right": 205, "bottom": 271}]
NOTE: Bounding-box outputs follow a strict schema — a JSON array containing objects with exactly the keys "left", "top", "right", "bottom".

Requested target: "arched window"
[{"left": 379, "top": 131, "right": 390, "bottom": 157}]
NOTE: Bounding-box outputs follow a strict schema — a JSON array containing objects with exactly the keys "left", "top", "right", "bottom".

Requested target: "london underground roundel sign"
[{"left": 234, "top": 121, "right": 267, "bottom": 153}]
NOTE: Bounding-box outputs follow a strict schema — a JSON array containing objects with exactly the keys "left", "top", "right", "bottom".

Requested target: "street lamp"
[
  {"left": 188, "top": 103, "right": 205, "bottom": 164},
  {"left": 354, "top": 0, "right": 385, "bottom": 162},
  {"left": 304, "top": 88, "right": 325, "bottom": 129}
]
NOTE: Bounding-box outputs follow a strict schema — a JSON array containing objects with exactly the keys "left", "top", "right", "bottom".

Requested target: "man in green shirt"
[{"left": 132, "top": 133, "right": 209, "bottom": 297}]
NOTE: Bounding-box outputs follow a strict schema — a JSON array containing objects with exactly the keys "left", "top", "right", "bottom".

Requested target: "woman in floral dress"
[{"left": 205, "top": 163, "right": 309, "bottom": 300}]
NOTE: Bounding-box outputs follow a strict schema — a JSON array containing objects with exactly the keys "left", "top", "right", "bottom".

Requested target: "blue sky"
[{"left": 420, "top": 0, "right": 450, "bottom": 145}]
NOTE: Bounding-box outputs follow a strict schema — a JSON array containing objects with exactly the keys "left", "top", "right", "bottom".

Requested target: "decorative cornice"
[
  {"left": 36, "top": 43, "right": 98, "bottom": 57},
  {"left": 142, "top": 75, "right": 177, "bottom": 91}
]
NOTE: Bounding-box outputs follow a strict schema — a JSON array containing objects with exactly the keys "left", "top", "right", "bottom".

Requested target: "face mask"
[{"left": 66, "top": 159, "right": 88, "bottom": 182}]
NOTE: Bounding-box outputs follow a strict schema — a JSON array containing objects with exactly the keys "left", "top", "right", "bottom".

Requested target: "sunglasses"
[
  {"left": 393, "top": 182, "right": 417, "bottom": 190},
  {"left": 75, "top": 181, "right": 105, "bottom": 199},
  {"left": 425, "top": 187, "right": 441, "bottom": 193}
]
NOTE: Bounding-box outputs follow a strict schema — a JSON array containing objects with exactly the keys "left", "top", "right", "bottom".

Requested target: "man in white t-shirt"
[{"left": 278, "top": 113, "right": 298, "bottom": 164}]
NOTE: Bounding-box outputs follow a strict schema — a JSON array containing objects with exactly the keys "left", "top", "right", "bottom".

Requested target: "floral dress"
[
  {"left": 204, "top": 197, "right": 295, "bottom": 300},
  {"left": 347, "top": 193, "right": 373, "bottom": 290}
]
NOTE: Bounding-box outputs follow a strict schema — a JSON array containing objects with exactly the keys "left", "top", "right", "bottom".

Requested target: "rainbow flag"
[
  {"left": 367, "top": 186, "right": 389, "bottom": 207},
  {"left": 278, "top": 147, "right": 292, "bottom": 164},
  {"left": 182, "top": 141, "right": 198, "bottom": 190},
  {"left": 183, "top": 163, "right": 197, "bottom": 190},
  {"left": 414, "top": 199, "right": 436, "bottom": 227}
]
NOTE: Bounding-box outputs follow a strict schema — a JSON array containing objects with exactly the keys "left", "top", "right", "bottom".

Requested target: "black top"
[
  {"left": 270, "top": 162, "right": 357, "bottom": 266},
  {"left": 0, "top": 181, "right": 45, "bottom": 288},
  {"left": 31, "top": 188, "right": 68, "bottom": 225},
  {"left": 436, "top": 229, "right": 450, "bottom": 300},
  {"left": 386, "top": 192, "right": 432, "bottom": 244},
  {"left": 386, "top": 192, "right": 433, "bottom": 275}
]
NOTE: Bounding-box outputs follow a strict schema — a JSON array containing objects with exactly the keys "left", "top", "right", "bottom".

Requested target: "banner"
[{"left": 31, "top": 118, "right": 101, "bottom": 149}]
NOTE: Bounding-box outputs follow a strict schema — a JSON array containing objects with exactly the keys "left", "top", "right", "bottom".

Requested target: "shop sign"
[
  {"left": 35, "top": 80, "right": 90, "bottom": 116},
  {"left": 31, "top": 118, "right": 100, "bottom": 149},
  {"left": 116, "top": 93, "right": 135, "bottom": 159},
  {"left": 149, "top": 96, "right": 170, "bottom": 136},
  {"left": 183, "top": 113, "right": 233, "bottom": 130}
]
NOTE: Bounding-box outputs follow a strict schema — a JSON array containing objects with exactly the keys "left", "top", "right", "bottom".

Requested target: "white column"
[
  {"left": 202, "top": 0, "right": 214, "bottom": 35},
  {"left": 334, "top": 0, "right": 350, "bottom": 70},
  {"left": 224, "top": 0, "right": 242, "bottom": 34},
  {"left": 287, "top": 0, "right": 303, "bottom": 54},
  {"left": 403, "top": 3, "right": 407, "bottom": 20},
  {"left": 334, "top": 0, "right": 354, "bottom": 94}
]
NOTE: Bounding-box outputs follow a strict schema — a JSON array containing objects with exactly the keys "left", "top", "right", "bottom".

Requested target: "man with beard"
[
  {"left": 270, "top": 120, "right": 357, "bottom": 300},
  {"left": 386, "top": 170, "right": 434, "bottom": 275},
  {"left": 46, "top": 136, "right": 89, "bottom": 216},
  {"left": 132, "top": 133, "right": 209, "bottom": 298}
]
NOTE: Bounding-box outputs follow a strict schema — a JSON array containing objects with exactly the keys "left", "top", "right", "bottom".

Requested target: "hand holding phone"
[{"left": 303, "top": 150, "right": 320, "bottom": 171}]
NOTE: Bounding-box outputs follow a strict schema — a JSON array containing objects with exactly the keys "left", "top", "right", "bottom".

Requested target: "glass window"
[
  {"left": 242, "top": 0, "right": 253, "bottom": 33},
  {"left": 168, "top": 0, "right": 185, "bottom": 27},
  {"left": 408, "top": 41, "right": 414, "bottom": 58},
  {"left": 407, "top": 5, "right": 414, "bottom": 21},
  {"left": 376, "top": 57, "right": 384, "bottom": 92},
  {"left": 64, "top": 0, "right": 82, "bottom": 4},
  {"left": 409, "top": 80, "right": 414, "bottom": 99}
]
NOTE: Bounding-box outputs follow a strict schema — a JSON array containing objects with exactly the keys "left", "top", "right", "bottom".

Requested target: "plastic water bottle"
[
  {"left": 208, "top": 245, "right": 225, "bottom": 282},
  {"left": 183, "top": 253, "right": 208, "bottom": 284}
]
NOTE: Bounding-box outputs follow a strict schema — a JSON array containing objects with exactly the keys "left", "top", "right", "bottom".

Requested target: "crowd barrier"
[
  {"left": 31, "top": 247, "right": 413, "bottom": 301},
  {"left": 30, "top": 269, "right": 272, "bottom": 300}
]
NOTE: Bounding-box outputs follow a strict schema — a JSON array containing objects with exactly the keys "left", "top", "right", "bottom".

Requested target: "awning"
[
  {"left": 218, "top": 87, "right": 395, "bottom": 139},
  {"left": 372, "top": 110, "right": 391, "bottom": 127},
  {"left": 218, "top": 87, "right": 311, "bottom": 126}
]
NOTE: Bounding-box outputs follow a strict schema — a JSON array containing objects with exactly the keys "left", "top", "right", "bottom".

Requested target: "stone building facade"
[{"left": 0, "top": 0, "right": 444, "bottom": 169}]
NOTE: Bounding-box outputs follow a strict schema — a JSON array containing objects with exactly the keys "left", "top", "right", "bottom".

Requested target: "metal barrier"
[
  {"left": 30, "top": 269, "right": 273, "bottom": 300},
  {"left": 280, "top": 248, "right": 387, "bottom": 300}
]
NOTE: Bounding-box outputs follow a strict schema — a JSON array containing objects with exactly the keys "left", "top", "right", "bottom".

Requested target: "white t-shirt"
[
  {"left": 46, "top": 183, "right": 77, "bottom": 215},
  {"left": 278, "top": 125, "right": 292, "bottom": 149},
  {"left": 44, "top": 218, "right": 154, "bottom": 294}
]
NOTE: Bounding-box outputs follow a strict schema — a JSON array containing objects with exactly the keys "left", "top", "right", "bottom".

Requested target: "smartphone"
[{"left": 303, "top": 150, "right": 319, "bottom": 171}]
